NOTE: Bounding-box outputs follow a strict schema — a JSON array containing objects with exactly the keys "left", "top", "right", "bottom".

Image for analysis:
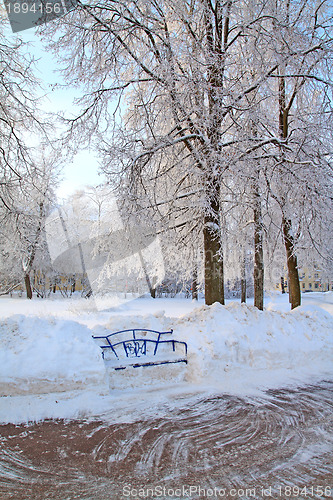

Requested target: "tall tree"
[
  {"left": 41, "top": 0, "right": 284, "bottom": 305},
  {"left": 0, "top": 154, "right": 59, "bottom": 298},
  {"left": 39, "top": 0, "right": 333, "bottom": 308},
  {"left": 265, "top": 0, "right": 333, "bottom": 308}
]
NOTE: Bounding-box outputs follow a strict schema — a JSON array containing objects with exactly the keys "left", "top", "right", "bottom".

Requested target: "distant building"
[{"left": 276, "top": 268, "right": 332, "bottom": 293}]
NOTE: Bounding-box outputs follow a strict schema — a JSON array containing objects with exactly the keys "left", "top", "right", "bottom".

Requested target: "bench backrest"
[{"left": 92, "top": 328, "right": 187, "bottom": 362}]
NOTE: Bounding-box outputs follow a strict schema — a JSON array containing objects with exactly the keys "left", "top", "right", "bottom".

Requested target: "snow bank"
[
  {"left": 176, "top": 302, "right": 333, "bottom": 390},
  {"left": 92, "top": 302, "right": 333, "bottom": 392},
  {"left": 0, "top": 297, "right": 332, "bottom": 423},
  {"left": 0, "top": 315, "right": 105, "bottom": 396}
]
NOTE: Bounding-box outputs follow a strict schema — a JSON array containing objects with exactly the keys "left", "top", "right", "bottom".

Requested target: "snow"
[
  {"left": 0, "top": 316, "right": 104, "bottom": 393},
  {"left": 0, "top": 292, "right": 332, "bottom": 424}
]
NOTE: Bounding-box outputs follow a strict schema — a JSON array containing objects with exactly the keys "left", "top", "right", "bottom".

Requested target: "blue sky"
[{"left": 16, "top": 24, "right": 105, "bottom": 200}]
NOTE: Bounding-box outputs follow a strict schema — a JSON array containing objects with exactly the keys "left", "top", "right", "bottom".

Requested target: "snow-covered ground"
[{"left": 0, "top": 291, "right": 332, "bottom": 424}]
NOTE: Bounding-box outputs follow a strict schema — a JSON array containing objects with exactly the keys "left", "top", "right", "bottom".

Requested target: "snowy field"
[{"left": 0, "top": 291, "right": 332, "bottom": 424}]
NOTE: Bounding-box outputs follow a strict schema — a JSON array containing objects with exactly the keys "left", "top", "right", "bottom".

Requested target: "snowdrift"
[
  {"left": 0, "top": 316, "right": 104, "bottom": 396},
  {"left": 178, "top": 302, "right": 333, "bottom": 390},
  {"left": 1, "top": 302, "right": 332, "bottom": 399}
]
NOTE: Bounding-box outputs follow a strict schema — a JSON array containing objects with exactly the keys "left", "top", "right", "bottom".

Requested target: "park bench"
[{"left": 92, "top": 328, "right": 188, "bottom": 371}]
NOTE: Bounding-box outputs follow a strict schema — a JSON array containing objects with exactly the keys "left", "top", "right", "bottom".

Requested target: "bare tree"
[
  {"left": 0, "top": 154, "right": 61, "bottom": 298},
  {"left": 263, "top": 0, "right": 333, "bottom": 308},
  {"left": 0, "top": 18, "right": 52, "bottom": 204},
  {"left": 39, "top": 0, "right": 333, "bottom": 308},
  {"left": 40, "top": 0, "right": 282, "bottom": 305}
]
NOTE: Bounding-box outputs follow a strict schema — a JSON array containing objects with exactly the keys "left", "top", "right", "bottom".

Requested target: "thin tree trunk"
[
  {"left": 281, "top": 276, "right": 286, "bottom": 294},
  {"left": 253, "top": 172, "right": 264, "bottom": 310},
  {"left": 278, "top": 71, "right": 301, "bottom": 309},
  {"left": 192, "top": 265, "right": 198, "bottom": 301},
  {"left": 253, "top": 209, "right": 264, "bottom": 310},
  {"left": 71, "top": 275, "right": 76, "bottom": 295},
  {"left": 77, "top": 242, "right": 93, "bottom": 297},
  {"left": 282, "top": 217, "right": 301, "bottom": 309},
  {"left": 138, "top": 249, "right": 156, "bottom": 298},
  {"left": 241, "top": 254, "right": 246, "bottom": 303},
  {"left": 23, "top": 201, "right": 44, "bottom": 300},
  {"left": 24, "top": 274, "right": 32, "bottom": 299}
]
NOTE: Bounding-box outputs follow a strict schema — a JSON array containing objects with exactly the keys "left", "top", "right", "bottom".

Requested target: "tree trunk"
[
  {"left": 253, "top": 174, "right": 264, "bottom": 310},
  {"left": 277, "top": 71, "right": 301, "bottom": 310},
  {"left": 77, "top": 242, "right": 93, "bottom": 297},
  {"left": 241, "top": 255, "right": 246, "bottom": 303},
  {"left": 138, "top": 249, "right": 156, "bottom": 298},
  {"left": 71, "top": 275, "right": 76, "bottom": 295},
  {"left": 282, "top": 216, "right": 301, "bottom": 309},
  {"left": 192, "top": 265, "right": 198, "bottom": 301},
  {"left": 25, "top": 274, "right": 32, "bottom": 299},
  {"left": 281, "top": 276, "right": 286, "bottom": 294},
  {"left": 203, "top": 214, "right": 224, "bottom": 305},
  {"left": 22, "top": 201, "right": 45, "bottom": 300},
  {"left": 241, "top": 278, "right": 246, "bottom": 303},
  {"left": 254, "top": 212, "right": 264, "bottom": 310},
  {"left": 202, "top": 5, "right": 227, "bottom": 307}
]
